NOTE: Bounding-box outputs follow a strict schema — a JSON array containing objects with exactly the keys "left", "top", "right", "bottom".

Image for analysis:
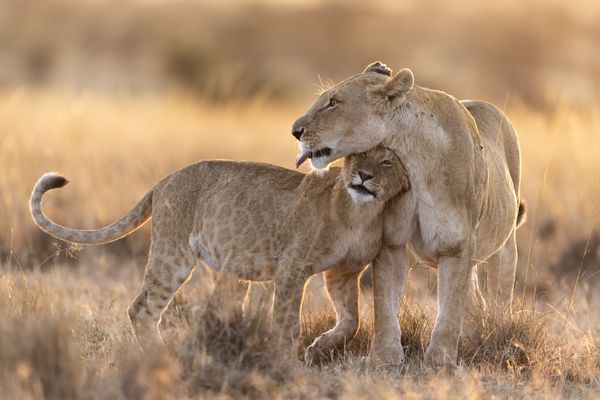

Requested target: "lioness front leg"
[
  {"left": 425, "top": 246, "right": 474, "bottom": 369},
  {"left": 272, "top": 269, "right": 309, "bottom": 352},
  {"left": 305, "top": 265, "right": 362, "bottom": 364},
  {"left": 371, "top": 245, "right": 409, "bottom": 365}
]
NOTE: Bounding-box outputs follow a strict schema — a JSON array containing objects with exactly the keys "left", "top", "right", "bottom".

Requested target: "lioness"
[
  {"left": 291, "top": 62, "right": 524, "bottom": 368},
  {"left": 30, "top": 145, "right": 409, "bottom": 354}
]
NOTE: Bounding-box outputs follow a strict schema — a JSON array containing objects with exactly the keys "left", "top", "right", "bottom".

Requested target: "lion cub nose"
[{"left": 358, "top": 170, "right": 373, "bottom": 182}]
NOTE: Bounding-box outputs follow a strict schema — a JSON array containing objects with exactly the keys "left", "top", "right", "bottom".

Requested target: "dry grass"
[{"left": 1, "top": 266, "right": 599, "bottom": 399}]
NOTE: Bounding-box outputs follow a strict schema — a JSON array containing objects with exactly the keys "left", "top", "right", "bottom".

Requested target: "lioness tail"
[{"left": 30, "top": 173, "right": 153, "bottom": 245}]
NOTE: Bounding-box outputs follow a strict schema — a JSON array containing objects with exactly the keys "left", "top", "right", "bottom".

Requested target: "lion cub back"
[{"left": 152, "top": 160, "right": 319, "bottom": 280}]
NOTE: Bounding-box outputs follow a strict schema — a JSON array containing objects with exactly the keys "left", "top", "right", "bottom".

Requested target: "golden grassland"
[{"left": 1, "top": 89, "right": 600, "bottom": 398}]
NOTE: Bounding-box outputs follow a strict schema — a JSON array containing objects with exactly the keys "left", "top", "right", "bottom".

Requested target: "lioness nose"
[
  {"left": 358, "top": 171, "right": 373, "bottom": 182},
  {"left": 292, "top": 126, "right": 305, "bottom": 140},
  {"left": 291, "top": 119, "right": 306, "bottom": 140}
]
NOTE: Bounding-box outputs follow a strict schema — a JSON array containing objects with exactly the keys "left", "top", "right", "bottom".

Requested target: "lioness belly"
[{"left": 473, "top": 147, "right": 518, "bottom": 259}]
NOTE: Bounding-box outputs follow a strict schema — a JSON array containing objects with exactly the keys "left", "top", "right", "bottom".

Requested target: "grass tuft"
[
  {"left": 178, "top": 301, "right": 292, "bottom": 398},
  {"left": 0, "top": 276, "right": 82, "bottom": 399}
]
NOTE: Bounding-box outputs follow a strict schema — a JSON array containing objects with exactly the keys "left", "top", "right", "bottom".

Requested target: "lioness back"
[{"left": 461, "top": 100, "right": 521, "bottom": 197}]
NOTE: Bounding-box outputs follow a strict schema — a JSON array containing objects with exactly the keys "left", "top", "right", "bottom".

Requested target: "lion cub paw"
[{"left": 304, "top": 341, "right": 333, "bottom": 366}]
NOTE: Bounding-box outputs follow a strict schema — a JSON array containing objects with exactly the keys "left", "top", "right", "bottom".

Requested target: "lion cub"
[{"left": 30, "top": 145, "right": 409, "bottom": 354}]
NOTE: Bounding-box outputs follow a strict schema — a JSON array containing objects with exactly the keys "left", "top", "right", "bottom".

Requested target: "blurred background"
[
  {"left": 1, "top": 0, "right": 599, "bottom": 106},
  {"left": 1, "top": 0, "right": 600, "bottom": 305}
]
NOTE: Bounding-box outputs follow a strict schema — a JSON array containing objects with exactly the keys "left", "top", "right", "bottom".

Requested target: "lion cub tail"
[
  {"left": 30, "top": 172, "right": 153, "bottom": 245},
  {"left": 516, "top": 200, "right": 527, "bottom": 228}
]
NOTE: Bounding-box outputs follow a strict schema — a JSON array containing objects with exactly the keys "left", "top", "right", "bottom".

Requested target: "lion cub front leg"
[
  {"left": 305, "top": 266, "right": 361, "bottom": 364},
  {"left": 272, "top": 267, "right": 309, "bottom": 352},
  {"left": 371, "top": 245, "right": 409, "bottom": 366}
]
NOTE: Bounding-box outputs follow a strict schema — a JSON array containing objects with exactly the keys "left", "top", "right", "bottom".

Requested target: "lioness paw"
[{"left": 424, "top": 346, "right": 458, "bottom": 371}]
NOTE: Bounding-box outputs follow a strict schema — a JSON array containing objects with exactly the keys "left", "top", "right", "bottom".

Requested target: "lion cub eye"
[
  {"left": 326, "top": 98, "right": 339, "bottom": 109},
  {"left": 380, "top": 159, "right": 393, "bottom": 167}
]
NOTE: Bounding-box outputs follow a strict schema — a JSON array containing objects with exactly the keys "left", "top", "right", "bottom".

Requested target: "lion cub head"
[
  {"left": 343, "top": 145, "right": 410, "bottom": 203},
  {"left": 292, "top": 62, "right": 414, "bottom": 169}
]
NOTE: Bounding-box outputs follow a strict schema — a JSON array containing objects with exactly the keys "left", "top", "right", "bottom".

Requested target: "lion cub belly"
[
  {"left": 189, "top": 230, "right": 279, "bottom": 281},
  {"left": 187, "top": 202, "right": 284, "bottom": 281}
]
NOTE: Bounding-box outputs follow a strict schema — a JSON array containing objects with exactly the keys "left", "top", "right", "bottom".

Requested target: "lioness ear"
[
  {"left": 367, "top": 68, "right": 414, "bottom": 112},
  {"left": 386, "top": 68, "right": 414, "bottom": 97},
  {"left": 364, "top": 61, "right": 392, "bottom": 76}
]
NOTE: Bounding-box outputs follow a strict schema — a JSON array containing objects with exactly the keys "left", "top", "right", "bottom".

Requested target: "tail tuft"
[
  {"left": 38, "top": 173, "right": 69, "bottom": 192},
  {"left": 516, "top": 200, "right": 527, "bottom": 228}
]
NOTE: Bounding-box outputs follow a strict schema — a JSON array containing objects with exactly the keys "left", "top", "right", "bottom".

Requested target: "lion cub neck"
[{"left": 300, "top": 167, "right": 385, "bottom": 224}]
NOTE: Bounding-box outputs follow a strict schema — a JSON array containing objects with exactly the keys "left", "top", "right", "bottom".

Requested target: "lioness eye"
[
  {"left": 381, "top": 159, "right": 393, "bottom": 167},
  {"left": 327, "top": 98, "right": 338, "bottom": 108}
]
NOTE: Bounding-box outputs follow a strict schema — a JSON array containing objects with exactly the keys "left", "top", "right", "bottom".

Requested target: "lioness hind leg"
[
  {"left": 128, "top": 254, "right": 194, "bottom": 352},
  {"left": 304, "top": 266, "right": 362, "bottom": 364},
  {"left": 485, "top": 230, "right": 517, "bottom": 312},
  {"left": 468, "top": 264, "right": 486, "bottom": 312},
  {"left": 462, "top": 264, "right": 486, "bottom": 338}
]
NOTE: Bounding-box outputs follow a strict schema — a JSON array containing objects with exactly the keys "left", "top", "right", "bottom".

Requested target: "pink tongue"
[{"left": 295, "top": 151, "right": 309, "bottom": 168}]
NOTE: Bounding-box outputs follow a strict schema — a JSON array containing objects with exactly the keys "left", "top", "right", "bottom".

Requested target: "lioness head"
[
  {"left": 343, "top": 145, "right": 409, "bottom": 203},
  {"left": 292, "top": 62, "right": 414, "bottom": 169}
]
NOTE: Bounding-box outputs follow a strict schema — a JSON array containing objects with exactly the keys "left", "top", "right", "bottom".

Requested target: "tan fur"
[
  {"left": 30, "top": 146, "right": 409, "bottom": 355},
  {"left": 292, "top": 62, "right": 524, "bottom": 368}
]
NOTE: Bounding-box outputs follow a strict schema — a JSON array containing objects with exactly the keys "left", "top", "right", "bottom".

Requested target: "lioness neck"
[{"left": 383, "top": 85, "right": 483, "bottom": 189}]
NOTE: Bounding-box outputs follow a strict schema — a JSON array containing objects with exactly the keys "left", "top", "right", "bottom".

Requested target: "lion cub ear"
[
  {"left": 399, "top": 169, "right": 411, "bottom": 194},
  {"left": 367, "top": 68, "right": 414, "bottom": 113}
]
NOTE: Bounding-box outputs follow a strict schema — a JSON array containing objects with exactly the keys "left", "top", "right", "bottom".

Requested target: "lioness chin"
[
  {"left": 30, "top": 145, "right": 409, "bottom": 359},
  {"left": 292, "top": 62, "right": 524, "bottom": 368}
]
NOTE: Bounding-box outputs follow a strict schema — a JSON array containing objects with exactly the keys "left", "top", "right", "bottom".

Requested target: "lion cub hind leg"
[
  {"left": 305, "top": 265, "right": 362, "bottom": 365},
  {"left": 128, "top": 248, "right": 195, "bottom": 352}
]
